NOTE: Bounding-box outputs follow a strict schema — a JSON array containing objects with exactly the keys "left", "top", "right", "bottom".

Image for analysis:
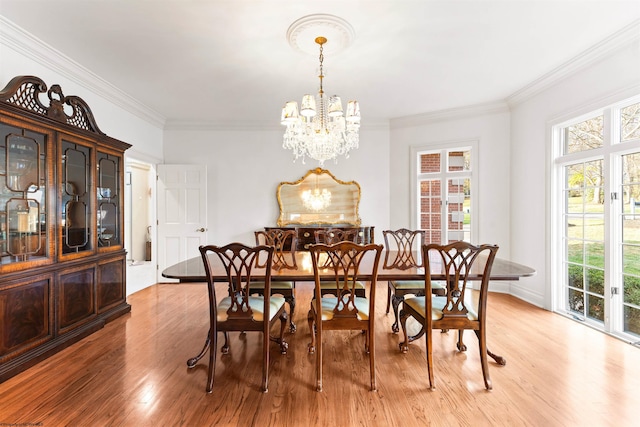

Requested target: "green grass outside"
[{"left": 566, "top": 197, "right": 640, "bottom": 333}]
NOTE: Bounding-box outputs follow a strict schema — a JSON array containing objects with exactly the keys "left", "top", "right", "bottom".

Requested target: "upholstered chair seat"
[{"left": 217, "top": 295, "right": 287, "bottom": 322}]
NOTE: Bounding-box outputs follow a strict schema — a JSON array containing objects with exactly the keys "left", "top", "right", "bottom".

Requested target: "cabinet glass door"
[
  {"left": 97, "top": 151, "right": 120, "bottom": 247},
  {"left": 62, "top": 139, "right": 93, "bottom": 254},
  {"left": 0, "top": 125, "right": 48, "bottom": 264}
]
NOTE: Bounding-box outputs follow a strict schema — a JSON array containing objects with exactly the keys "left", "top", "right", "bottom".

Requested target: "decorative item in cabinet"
[{"left": 97, "top": 151, "right": 121, "bottom": 248}]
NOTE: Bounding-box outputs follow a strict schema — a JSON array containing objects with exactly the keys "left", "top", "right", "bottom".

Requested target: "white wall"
[
  {"left": 389, "top": 106, "right": 513, "bottom": 294},
  {"left": 509, "top": 39, "right": 640, "bottom": 308},
  {"left": 163, "top": 125, "right": 391, "bottom": 245}
]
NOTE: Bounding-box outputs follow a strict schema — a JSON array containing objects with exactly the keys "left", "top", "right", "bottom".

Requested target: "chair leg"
[
  {"left": 457, "top": 329, "right": 467, "bottom": 351},
  {"left": 307, "top": 306, "right": 316, "bottom": 354},
  {"left": 262, "top": 329, "right": 270, "bottom": 393},
  {"left": 385, "top": 283, "right": 392, "bottom": 314},
  {"left": 425, "top": 330, "right": 435, "bottom": 390},
  {"left": 316, "top": 323, "right": 323, "bottom": 392},
  {"left": 399, "top": 309, "right": 426, "bottom": 353},
  {"left": 369, "top": 328, "right": 377, "bottom": 392},
  {"left": 390, "top": 294, "right": 404, "bottom": 333},
  {"left": 399, "top": 309, "right": 410, "bottom": 353},
  {"left": 285, "top": 295, "right": 297, "bottom": 333},
  {"left": 474, "top": 329, "right": 492, "bottom": 390},
  {"left": 221, "top": 332, "right": 230, "bottom": 354},
  {"left": 206, "top": 329, "right": 217, "bottom": 393},
  {"left": 276, "top": 312, "right": 289, "bottom": 354}
]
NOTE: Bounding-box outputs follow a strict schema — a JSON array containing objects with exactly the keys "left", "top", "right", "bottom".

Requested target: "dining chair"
[
  {"left": 307, "top": 241, "right": 383, "bottom": 392},
  {"left": 382, "top": 228, "right": 446, "bottom": 333},
  {"left": 198, "top": 243, "right": 288, "bottom": 393},
  {"left": 399, "top": 241, "right": 499, "bottom": 390},
  {"left": 314, "top": 228, "right": 366, "bottom": 296},
  {"left": 254, "top": 229, "right": 298, "bottom": 332}
]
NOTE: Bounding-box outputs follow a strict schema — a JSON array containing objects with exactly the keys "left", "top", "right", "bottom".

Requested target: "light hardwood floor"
[{"left": 1, "top": 281, "right": 639, "bottom": 427}]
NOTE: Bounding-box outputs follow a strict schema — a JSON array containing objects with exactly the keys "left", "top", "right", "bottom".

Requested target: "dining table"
[
  {"left": 161, "top": 249, "right": 536, "bottom": 368},
  {"left": 161, "top": 250, "right": 536, "bottom": 283}
]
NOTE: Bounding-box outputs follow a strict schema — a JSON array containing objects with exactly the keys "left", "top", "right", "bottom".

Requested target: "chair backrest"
[
  {"left": 314, "top": 228, "right": 358, "bottom": 245},
  {"left": 199, "top": 243, "right": 274, "bottom": 321},
  {"left": 254, "top": 229, "right": 297, "bottom": 271},
  {"left": 423, "top": 241, "right": 498, "bottom": 324},
  {"left": 309, "top": 241, "right": 383, "bottom": 312},
  {"left": 382, "top": 228, "right": 425, "bottom": 269}
]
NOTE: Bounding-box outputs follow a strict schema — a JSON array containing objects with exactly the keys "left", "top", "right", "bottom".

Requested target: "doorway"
[{"left": 125, "top": 160, "right": 154, "bottom": 264}]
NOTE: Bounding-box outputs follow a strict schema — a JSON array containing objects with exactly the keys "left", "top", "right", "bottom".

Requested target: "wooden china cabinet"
[{"left": 0, "top": 76, "right": 131, "bottom": 382}]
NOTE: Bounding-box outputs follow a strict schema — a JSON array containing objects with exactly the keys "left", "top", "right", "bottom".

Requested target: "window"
[
  {"left": 553, "top": 97, "right": 640, "bottom": 340},
  {"left": 412, "top": 142, "right": 476, "bottom": 243}
]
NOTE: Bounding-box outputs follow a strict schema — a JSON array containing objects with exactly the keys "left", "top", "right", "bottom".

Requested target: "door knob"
[{"left": 196, "top": 228, "right": 207, "bottom": 232}]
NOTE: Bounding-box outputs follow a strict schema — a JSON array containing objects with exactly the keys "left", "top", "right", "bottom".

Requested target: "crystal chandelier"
[
  {"left": 301, "top": 187, "right": 332, "bottom": 212},
  {"left": 281, "top": 36, "right": 360, "bottom": 166}
]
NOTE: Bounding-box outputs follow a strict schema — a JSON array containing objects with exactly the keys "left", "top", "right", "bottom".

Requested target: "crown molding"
[
  {"left": 390, "top": 100, "right": 510, "bottom": 129},
  {"left": 163, "top": 120, "right": 281, "bottom": 131},
  {"left": 507, "top": 19, "right": 640, "bottom": 107},
  {"left": 164, "top": 118, "right": 390, "bottom": 132},
  {"left": 0, "top": 16, "right": 166, "bottom": 128}
]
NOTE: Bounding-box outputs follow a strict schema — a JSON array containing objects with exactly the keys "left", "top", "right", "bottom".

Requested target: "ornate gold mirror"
[{"left": 277, "top": 168, "right": 361, "bottom": 226}]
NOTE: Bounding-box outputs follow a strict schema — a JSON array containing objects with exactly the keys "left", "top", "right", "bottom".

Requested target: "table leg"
[
  {"left": 187, "top": 329, "right": 211, "bottom": 368},
  {"left": 487, "top": 347, "right": 506, "bottom": 365}
]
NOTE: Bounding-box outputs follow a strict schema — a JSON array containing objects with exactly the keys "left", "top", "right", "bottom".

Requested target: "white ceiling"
[{"left": 1, "top": 1, "right": 639, "bottom": 127}]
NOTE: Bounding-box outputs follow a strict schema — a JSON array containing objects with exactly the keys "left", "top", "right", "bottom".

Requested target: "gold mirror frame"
[{"left": 277, "top": 168, "right": 361, "bottom": 226}]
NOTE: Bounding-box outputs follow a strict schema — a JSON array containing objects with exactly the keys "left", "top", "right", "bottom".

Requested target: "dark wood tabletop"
[{"left": 161, "top": 250, "right": 536, "bottom": 282}]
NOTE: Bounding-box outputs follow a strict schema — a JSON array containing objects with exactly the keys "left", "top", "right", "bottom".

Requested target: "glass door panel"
[
  {"left": 0, "top": 125, "right": 48, "bottom": 264},
  {"left": 62, "top": 140, "right": 92, "bottom": 254},
  {"left": 563, "top": 160, "right": 606, "bottom": 323},
  {"left": 419, "top": 179, "right": 442, "bottom": 243},
  {"left": 97, "top": 152, "right": 120, "bottom": 247},
  {"left": 621, "top": 151, "right": 640, "bottom": 335},
  {"left": 448, "top": 177, "right": 470, "bottom": 243}
]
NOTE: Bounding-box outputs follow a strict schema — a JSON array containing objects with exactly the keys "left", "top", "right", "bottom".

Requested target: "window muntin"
[
  {"left": 621, "top": 102, "right": 640, "bottom": 142},
  {"left": 554, "top": 95, "right": 640, "bottom": 340},
  {"left": 416, "top": 145, "right": 473, "bottom": 244},
  {"left": 563, "top": 115, "right": 604, "bottom": 154}
]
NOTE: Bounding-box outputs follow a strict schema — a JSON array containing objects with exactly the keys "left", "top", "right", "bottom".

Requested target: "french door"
[
  {"left": 412, "top": 142, "right": 476, "bottom": 244},
  {"left": 553, "top": 98, "right": 640, "bottom": 341}
]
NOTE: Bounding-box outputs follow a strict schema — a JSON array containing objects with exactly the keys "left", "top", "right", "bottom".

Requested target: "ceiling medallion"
[{"left": 286, "top": 14, "right": 355, "bottom": 56}]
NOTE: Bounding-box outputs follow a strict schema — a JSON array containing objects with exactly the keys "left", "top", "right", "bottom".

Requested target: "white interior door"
[{"left": 157, "top": 164, "right": 207, "bottom": 282}]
